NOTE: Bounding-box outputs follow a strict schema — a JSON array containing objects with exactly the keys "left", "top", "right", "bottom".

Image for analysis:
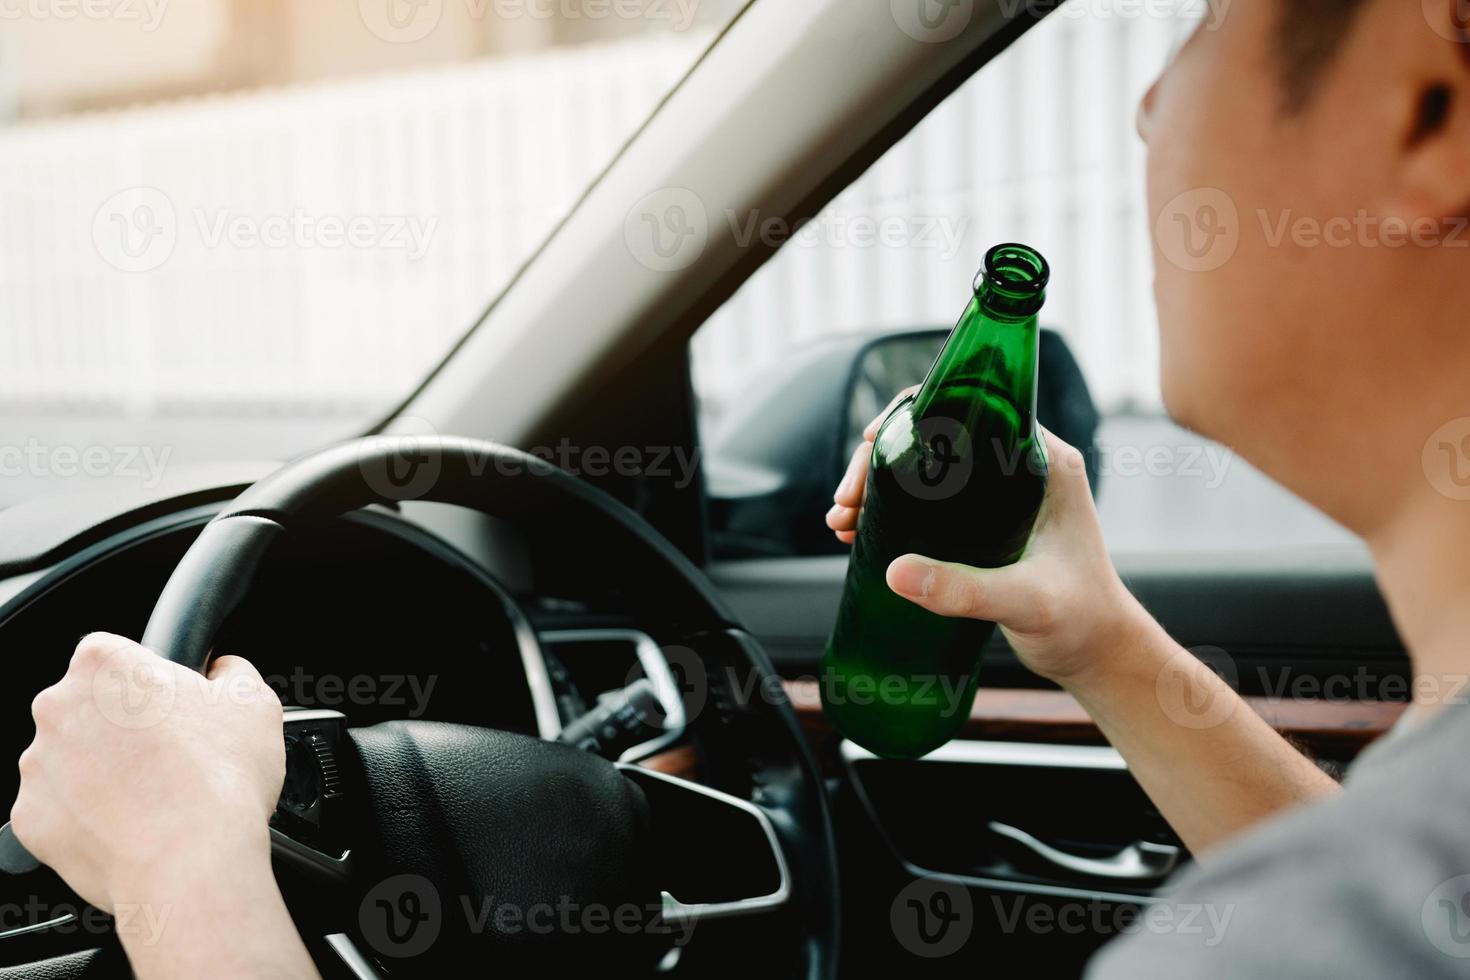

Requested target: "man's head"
[{"left": 1141, "top": 0, "right": 1470, "bottom": 538}]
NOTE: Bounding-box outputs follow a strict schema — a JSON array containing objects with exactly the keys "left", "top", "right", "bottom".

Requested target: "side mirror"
[
  {"left": 845, "top": 329, "right": 1101, "bottom": 490},
  {"left": 704, "top": 328, "right": 1100, "bottom": 561}
]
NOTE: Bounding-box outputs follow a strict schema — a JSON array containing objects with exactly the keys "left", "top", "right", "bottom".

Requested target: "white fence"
[
  {"left": 0, "top": 34, "right": 705, "bottom": 416},
  {"left": 2, "top": 9, "right": 1184, "bottom": 424}
]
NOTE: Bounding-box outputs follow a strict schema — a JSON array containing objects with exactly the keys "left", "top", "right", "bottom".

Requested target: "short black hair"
[{"left": 1275, "top": 0, "right": 1373, "bottom": 112}]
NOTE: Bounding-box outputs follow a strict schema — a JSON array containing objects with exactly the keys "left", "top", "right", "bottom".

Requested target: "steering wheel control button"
[
  {"left": 558, "top": 679, "right": 667, "bottom": 760},
  {"left": 272, "top": 709, "right": 349, "bottom": 859},
  {"left": 309, "top": 734, "right": 344, "bottom": 799},
  {"left": 280, "top": 735, "right": 323, "bottom": 813}
]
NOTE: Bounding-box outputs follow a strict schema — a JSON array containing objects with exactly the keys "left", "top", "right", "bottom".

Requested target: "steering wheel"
[{"left": 0, "top": 436, "right": 840, "bottom": 979}]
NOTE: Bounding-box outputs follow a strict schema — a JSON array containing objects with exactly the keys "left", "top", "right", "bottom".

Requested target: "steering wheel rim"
[
  {"left": 141, "top": 434, "right": 735, "bottom": 669},
  {"left": 129, "top": 433, "right": 840, "bottom": 979}
]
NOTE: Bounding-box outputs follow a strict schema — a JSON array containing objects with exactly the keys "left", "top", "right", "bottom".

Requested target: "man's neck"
[{"left": 1368, "top": 495, "right": 1470, "bottom": 722}]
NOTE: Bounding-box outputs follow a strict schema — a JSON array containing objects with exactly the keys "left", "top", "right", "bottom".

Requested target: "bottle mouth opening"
[{"left": 981, "top": 244, "right": 1050, "bottom": 297}]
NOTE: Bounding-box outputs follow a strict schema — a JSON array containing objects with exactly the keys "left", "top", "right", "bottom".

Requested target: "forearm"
[
  {"left": 1064, "top": 607, "right": 1340, "bottom": 856},
  {"left": 114, "top": 842, "right": 321, "bottom": 980}
]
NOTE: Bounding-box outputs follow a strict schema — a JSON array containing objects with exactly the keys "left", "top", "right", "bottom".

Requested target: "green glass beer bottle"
[{"left": 821, "top": 243, "right": 1051, "bottom": 759}]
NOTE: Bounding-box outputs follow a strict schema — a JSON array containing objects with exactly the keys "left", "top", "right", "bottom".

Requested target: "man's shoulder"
[{"left": 1087, "top": 703, "right": 1470, "bottom": 978}]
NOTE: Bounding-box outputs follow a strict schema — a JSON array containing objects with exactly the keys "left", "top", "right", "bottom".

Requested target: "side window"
[{"left": 692, "top": 6, "right": 1355, "bottom": 561}]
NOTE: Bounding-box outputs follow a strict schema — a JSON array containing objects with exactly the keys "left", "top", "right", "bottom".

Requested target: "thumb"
[
  {"left": 886, "top": 554, "right": 1046, "bottom": 633},
  {"left": 1037, "top": 426, "right": 1095, "bottom": 514}
]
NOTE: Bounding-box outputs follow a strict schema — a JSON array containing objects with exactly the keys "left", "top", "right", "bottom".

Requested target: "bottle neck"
[{"left": 912, "top": 284, "right": 1042, "bottom": 438}]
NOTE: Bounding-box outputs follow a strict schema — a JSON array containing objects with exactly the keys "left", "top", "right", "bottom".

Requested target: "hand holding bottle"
[
  {"left": 820, "top": 244, "right": 1058, "bottom": 759},
  {"left": 819, "top": 246, "right": 1335, "bottom": 843},
  {"left": 830, "top": 399, "right": 1346, "bottom": 852},
  {"left": 828, "top": 410, "right": 1149, "bottom": 688}
]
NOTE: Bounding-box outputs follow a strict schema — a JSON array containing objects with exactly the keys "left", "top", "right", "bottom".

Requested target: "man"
[
  {"left": 830, "top": 0, "right": 1470, "bottom": 973},
  {"left": 13, "top": 0, "right": 1470, "bottom": 975}
]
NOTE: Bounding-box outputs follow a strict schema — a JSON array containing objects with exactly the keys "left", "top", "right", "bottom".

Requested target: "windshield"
[
  {"left": 691, "top": 1, "right": 1359, "bottom": 558},
  {"left": 0, "top": 0, "right": 736, "bottom": 507}
]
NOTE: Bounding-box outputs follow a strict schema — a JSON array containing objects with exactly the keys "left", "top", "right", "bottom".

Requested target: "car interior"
[{"left": 0, "top": 1, "right": 1408, "bottom": 977}]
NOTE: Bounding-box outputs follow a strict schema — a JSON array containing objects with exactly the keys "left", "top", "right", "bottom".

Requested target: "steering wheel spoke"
[
  {"left": 269, "top": 829, "right": 353, "bottom": 889},
  {"left": 617, "top": 766, "right": 791, "bottom": 923}
]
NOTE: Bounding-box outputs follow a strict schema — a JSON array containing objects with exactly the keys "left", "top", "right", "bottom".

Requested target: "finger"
[
  {"left": 29, "top": 685, "right": 67, "bottom": 731},
  {"left": 825, "top": 503, "right": 860, "bottom": 533},
  {"left": 206, "top": 655, "right": 281, "bottom": 713},
  {"left": 60, "top": 633, "right": 145, "bottom": 709},
  {"left": 886, "top": 554, "right": 1045, "bottom": 632},
  {"left": 833, "top": 443, "right": 870, "bottom": 509},
  {"left": 69, "top": 632, "right": 140, "bottom": 675},
  {"left": 862, "top": 385, "right": 921, "bottom": 443},
  {"left": 1028, "top": 427, "right": 1101, "bottom": 543},
  {"left": 206, "top": 654, "right": 263, "bottom": 684},
  {"left": 8, "top": 792, "right": 48, "bottom": 866},
  {"left": 835, "top": 530, "right": 856, "bottom": 545},
  {"left": 1038, "top": 426, "right": 1092, "bottom": 505}
]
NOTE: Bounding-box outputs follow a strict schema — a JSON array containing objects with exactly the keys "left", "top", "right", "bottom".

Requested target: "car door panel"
[
  {"left": 709, "top": 550, "right": 1405, "bottom": 700},
  {"left": 709, "top": 549, "right": 1406, "bottom": 976}
]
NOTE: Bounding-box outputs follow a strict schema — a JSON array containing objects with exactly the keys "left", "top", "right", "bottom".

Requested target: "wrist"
[
  {"left": 1049, "top": 590, "right": 1172, "bottom": 698},
  {"left": 110, "top": 823, "right": 273, "bottom": 917},
  {"left": 113, "top": 833, "right": 286, "bottom": 975}
]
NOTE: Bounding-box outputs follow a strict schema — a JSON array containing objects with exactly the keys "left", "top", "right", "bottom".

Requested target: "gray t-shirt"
[{"left": 1087, "top": 703, "right": 1470, "bottom": 977}]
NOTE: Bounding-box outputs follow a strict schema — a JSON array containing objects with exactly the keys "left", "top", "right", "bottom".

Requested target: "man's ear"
[{"left": 1389, "top": 6, "right": 1470, "bottom": 220}]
